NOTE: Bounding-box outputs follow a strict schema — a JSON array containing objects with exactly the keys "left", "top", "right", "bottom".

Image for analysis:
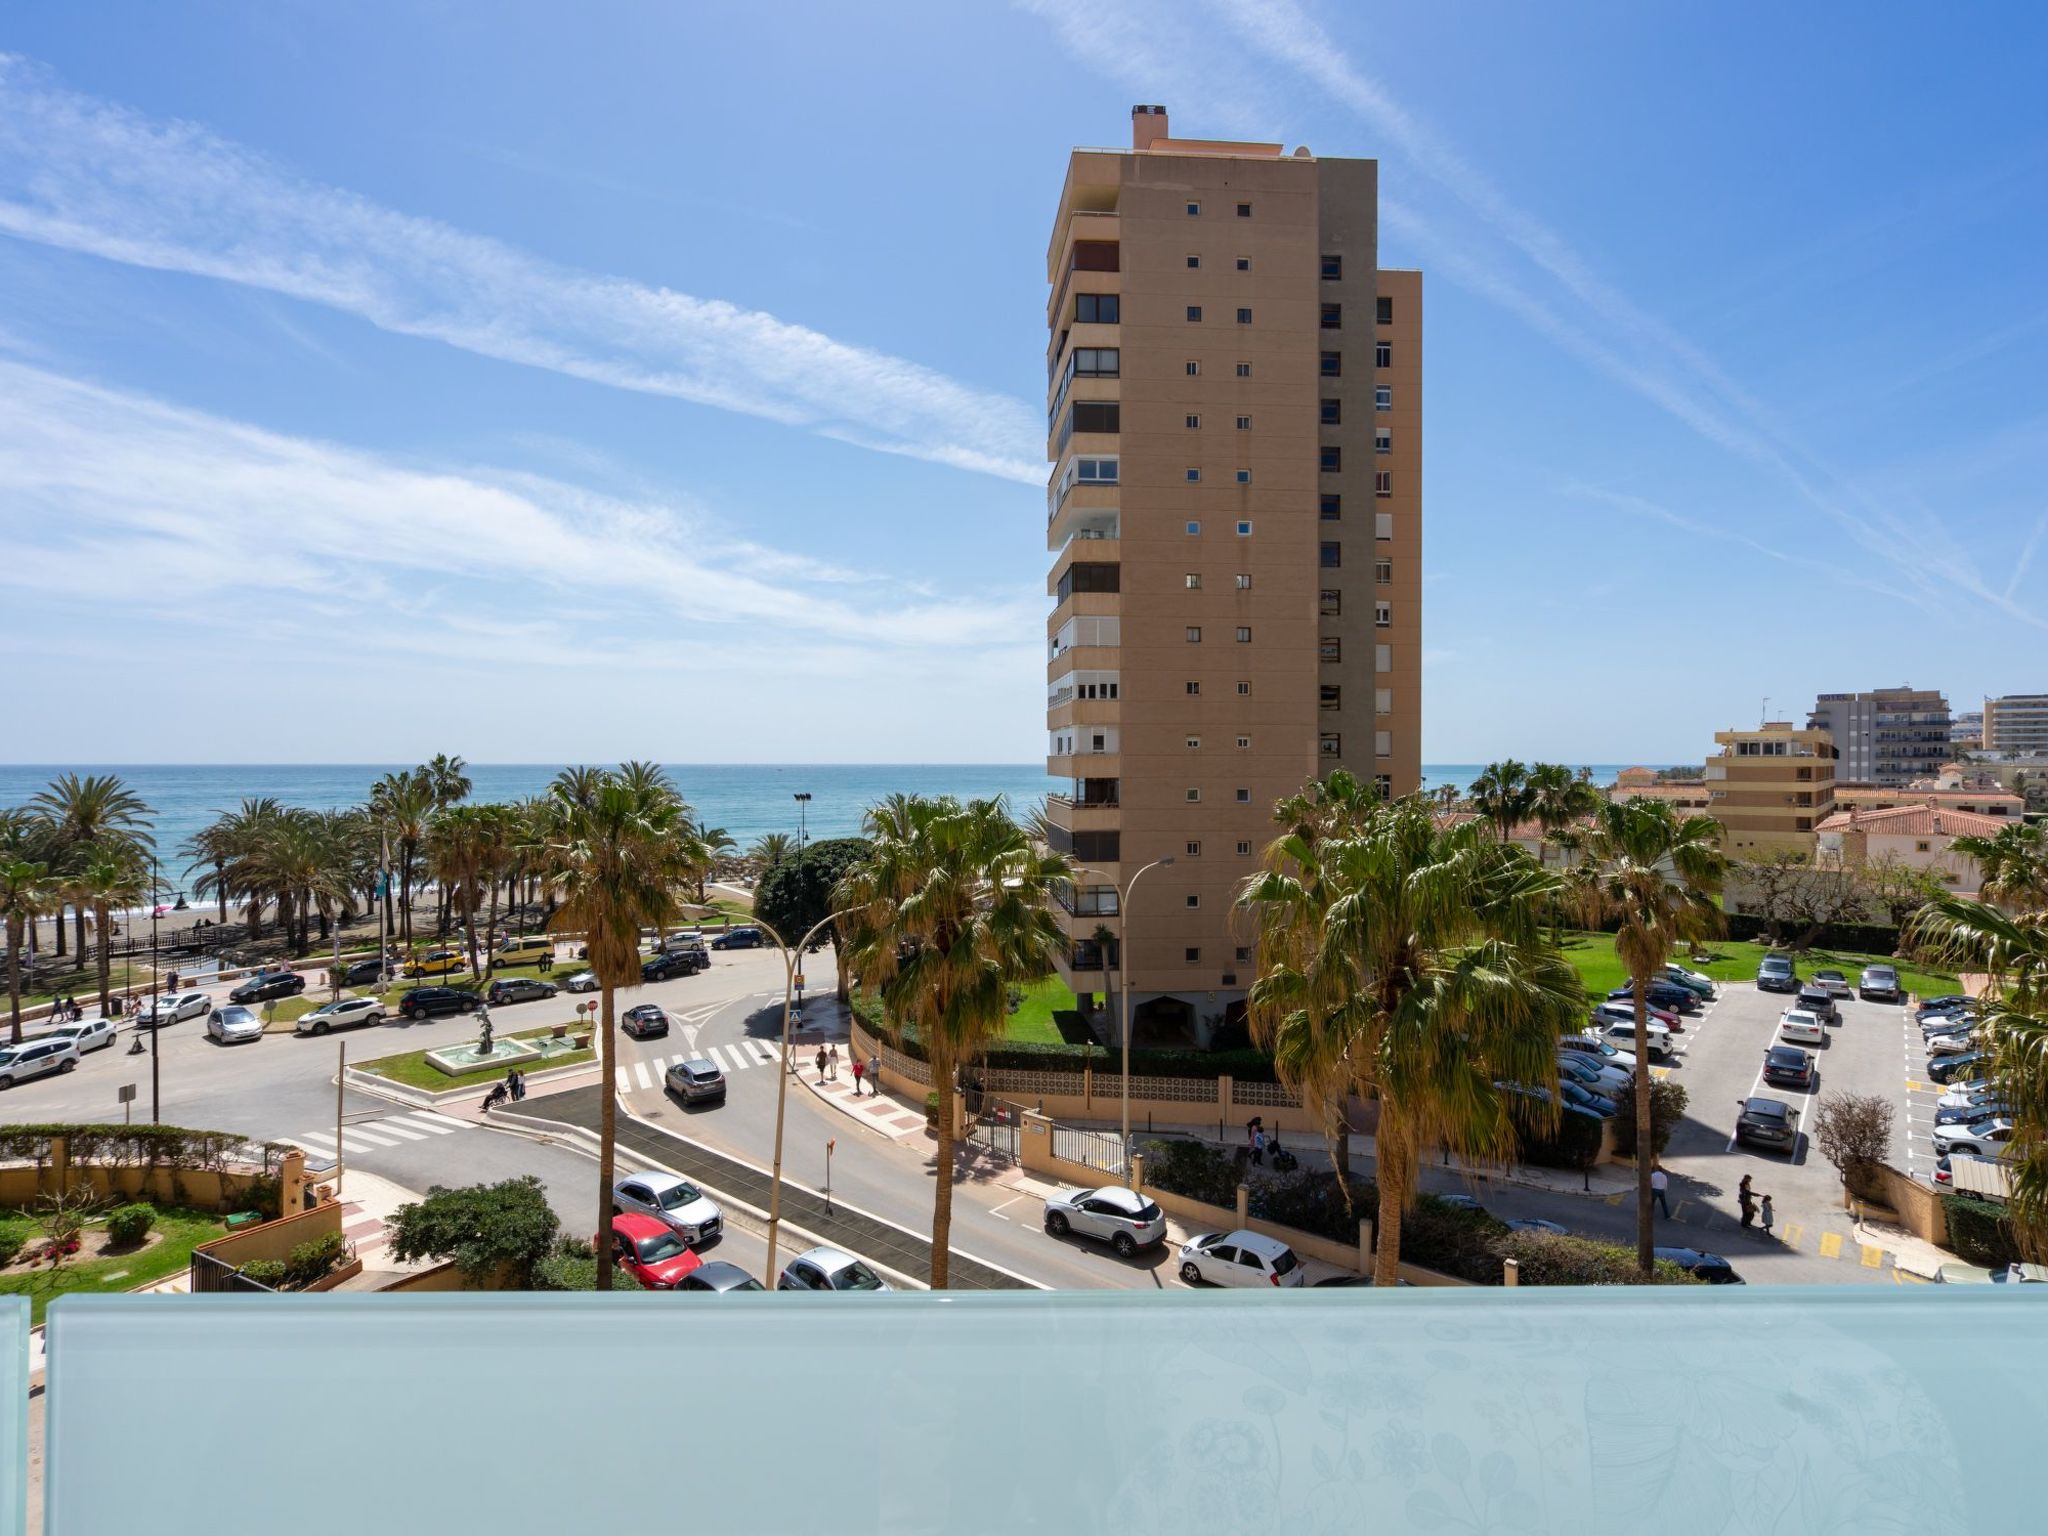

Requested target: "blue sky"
[{"left": 1, "top": 1, "right": 2043, "bottom": 766}]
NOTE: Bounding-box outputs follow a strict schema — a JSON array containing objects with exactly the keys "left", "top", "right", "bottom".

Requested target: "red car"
[{"left": 608, "top": 1214, "right": 704, "bottom": 1289}]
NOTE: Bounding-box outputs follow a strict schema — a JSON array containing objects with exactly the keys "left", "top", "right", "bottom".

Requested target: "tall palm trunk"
[
  {"left": 930, "top": 1044, "right": 957, "bottom": 1288},
  {"left": 93, "top": 900, "right": 112, "bottom": 1013},
  {"left": 74, "top": 905, "right": 87, "bottom": 958},
  {"left": 214, "top": 863, "right": 227, "bottom": 925},
  {"left": 462, "top": 886, "right": 483, "bottom": 980},
  {"left": 595, "top": 982, "right": 617, "bottom": 1291},
  {"left": 1632, "top": 974, "right": 1655, "bottom": 1274},
  {"left": 7, "top": 915, "right": 23, "bottom": 1044},
  {"left": 52, "top": 903, "right": 66, "bottom": 958},
  {"left": 482, "top": 877, "right": 500, "bottom": 979},
  {"left": 1373, "top": 1111, "right": 1411, "bottom": 1288}
]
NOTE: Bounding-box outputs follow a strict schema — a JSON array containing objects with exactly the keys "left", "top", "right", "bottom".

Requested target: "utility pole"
[
  {"left": 150, "top": 850, "right": 161, "bottom": 1123},
  {"left": 336, "top": 1040, "right": 347, "bottom": 1198}
]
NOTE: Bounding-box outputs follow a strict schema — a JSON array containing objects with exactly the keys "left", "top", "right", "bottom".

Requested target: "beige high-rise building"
[
  {"left": 1983, "top": 694, "right": 2048, "bottom": 754},
  {"left": 1042, "top": 106, "right": 1422, "bottom": 1045},
  {"left": 1705, "top": 723, "right": 1837, "bottom": 854}
]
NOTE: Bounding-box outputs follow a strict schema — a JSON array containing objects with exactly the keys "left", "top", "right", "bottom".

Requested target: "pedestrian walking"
[
  {"left": 815, "top": 1046, "right": 828, "bottom": 1083},
  {"left": 1759, "top": 1194, "right": 1775, "bottom": 1238},
  {"left": 1251, "top": 1123, "right": 1267, "bottom": 1168},
  {"left": 868, "top": 1052, "right": 881, "bottom": 1095},
  {"left": 827, "top": 1043, "right": 841, "bottom": 1080},
  {"left": 504, "top": 1067, "right": 518, "bottom": 1103},
  {"left": 1651, "top": 1165, "right": 1671, "bottom": 1219},
  {"left": 512, "top": 1069, "right": 526, "bottom": 1102},
  {"left": 1737, "top": 1174, "right": 1757, "bottom": 1229},
  {"left": 851, "top": 1057, "right": 866, "bottom": 1095},
  {"left": 168, "top": 970, "right": 179, "bottom": 993}
]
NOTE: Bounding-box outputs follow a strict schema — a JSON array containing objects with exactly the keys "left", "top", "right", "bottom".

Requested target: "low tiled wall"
[{"left": 193, "top": 1201, "right": 341, "bottom": 1269}]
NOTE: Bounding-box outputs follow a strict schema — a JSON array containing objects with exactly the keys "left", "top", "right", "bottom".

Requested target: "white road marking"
[
  {"left": 405, "top": 1110, "right": 469, "bottom": 1133},
  {"left": 340, "top": 1125, "right": 402, "bottom": 1149},
  {"left": 748, "top": 1039, "right": 778, "bottom": 1065},
  {"left": 370, "top": 1120, "right": 430, "bottom": 1141},
  {"left": 290, "top": 1131, "right": 338, "bottom": 1154},
  {"left": 633, "top": 1059, "right": 654, "bottom": 1091},
  {"left": 725, "top": 1043, "right": 751, "bottom": 1071}
]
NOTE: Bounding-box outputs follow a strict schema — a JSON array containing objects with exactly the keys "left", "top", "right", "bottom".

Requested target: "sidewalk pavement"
[
  {"left": 1850, "top": 1215, "right": 1948, "bottom": 1281},
  {"left": 782, "top": 997, "right": 929, "bottom": 1143}
]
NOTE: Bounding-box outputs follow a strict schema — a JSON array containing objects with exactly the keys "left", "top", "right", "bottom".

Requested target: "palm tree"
[
  {"left": 691, "top": 825, "right": 737, "bottom": 904},
  {"left": 426, "top": 806, "right": 495, "bottom": 980},
  {"left": 1, "top": 810, "right": 61, "bottom": 1043},
  {"left": 1528, "top": 762, "right": 1602, "bottom": 867},
  {"left": 1467, "top": 759, "right": 1535, "bottom": 844},
  {"left": 834, "top": 795, "right": 1070, "bottom": 1287},
  {"left": 73, "top": 843, "right": 151, "bottom": 1014},
  {"left": 1577, "top": 799, "right": 1726, "bottom": 1275},
  {"left": 1951, "top": 822, "right": 2048, "bottom": 913},
  {"left": 370, "top": 771, "right": 434, "bottom": 945},
  {"left": 31, "top": 773, "right": 155, "bottom": 957},
  {"left": 750, "top": 831, "right": 794, "bottom": 870},
  {"left": 1909, "top": 896, "right": 2047, "bottom": 1254},
  {"left": 1241, "top": 782, "right": 1586, "bottom": 1286},
  {"left": 542, "top": 770, "right": 689, "bottom": 1289},
  {"left": 423, "top": 754, "right": 473, "bottom": 937}
]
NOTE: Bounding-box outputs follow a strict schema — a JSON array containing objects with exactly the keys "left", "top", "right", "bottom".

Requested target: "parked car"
[
  {"left": 1811, "top": 969, "right": 1853, "bottom": 999},
  {"left": 1733, "top": 1096, "right": 1800, "bottom": 1153},
  {"left": 1555, "top": 1052, "right": 1632, "bottom": 1100},
  {"left": 1938, "top": 1080, "right": 2000, "bottom": 1110},
  {"left": 1559, "top": 1034, "right": 1637, "bottom": 1071},
  {"left": 1589, "top": 1019, "right": 1673, "bottom": 1060},
  {"left": 340, "top": 957, "right": 389, "bottom": 986},
  {"left": 1558, "top": 1081, "right": 1619, "bottom": 1118},
  {"left": 1043, "top": 1185, "right": 1168, "bottom": 1257},
  {"left": 608, "top": 1214, "right": 704, "bottom": 1290},
  {"left": 1663, "top": 964, "right": 1717, "bottom": 1000},
  {"left": 1593, "top": 999, "right": 1682, "bottom": 1032},
  {"left": 401, "top": 948, "right": 467, "bottom": 979},
  {"left": 1760, "top": 1045, "right": 1815, "bottom": 1090},
  {"left": 296, "top": 997, "right": 388, "bottom": 1035},
  {"left": 1777, "top": 1009, "right": 1827, "bottom": 1047},
  {"left": 659, "top": 931, "right": 712, "bottom": 958},
  {"left": 1916, "top": 994, "right": 1972, "bottom": 1016},
  {"left": 494, "top": 935, "right": 555, "bottom": 968},
  {"left": 1177, "top": 1229, "right": 1306, "bottom": 1288},
  {"left": 207, "top": 1005, "right": 264, "bottom": 1044},
  {"left": 1936, "top": 1261, "right": 2048, "bottom": 1285},
  {"left": 676, "top": 1259, "right": 766, "bottom": 1292},
  {"left": 1920, "top": 1011, "right": 1976, "bottom": 1039},
  {"left": 1757, "top": 955, "right": 1798, "bottom": 993},
  {"left": 641, "top": 951, "right": 703, "bottom": 983},
  {"left": 0, "top": 1036, "right": 80, "bottom": 1086},
  {"left": 1655, "top": 1246, "right": 1744, "bottom": 1284},
  {"left": 1935, "top": 1097, "right": 2012, "bottom": 1126},
  {"left": 621, "top": 1004, "right": 670, "bottom": 1040},
  {"left": 563, "top": 970, "right": 599, "bottom": 993},
  {"left": 1931, "top": 1118, "right": 2016, "bottom": 1159},
  {"left": 45, "top": 1017, "right": 116, "bottom": 1054},
  {"left": 1929, "top": 1050, "right": 1991, "bottom": 1085},
  {"left": 612, "top": 1171, "right": 723, "bottom": 1245},
  {"left": 665, "top": 1058, "right": 727, "bottom": 1106},
  {"left": 1927, "top": 1030, "right": 1980, "bottom": 1057},
  {"left": 486, "top": 977, "right": 558, "bottom": 1006},
  {"left": 397, "top": 986, "right": 480, "bottom": 1020},
  {"left": 1858, "top": 964, "right": 1901, "bottom": 1001},
  {"left": 229, "top": 970, "right": 305, "bottom": 1005},
  {"left": 710, "top": 927, "right": 764, "bottom": 950},
  {"left": 1794, "top": 986, "right": 1840, "bottom": 1025},
  {"left": 1932, "top": 1154, "right": 1956, "bottom": 1186},
  {"left": 777, "top": 1245, "right": 891, "bottom": 1292},
  {"left": 1498, "top": 1082, "right": 1606, "bottom": 1121},
  {"left": 140, "top": 990, "right": 213, "bottom": 1026},
  {"left": 1610, "top": 979, "right": 1699, "bottom": 1013},
  {"left": 1504, "top": 1217, "right": 1571, "bottom": 1236}
]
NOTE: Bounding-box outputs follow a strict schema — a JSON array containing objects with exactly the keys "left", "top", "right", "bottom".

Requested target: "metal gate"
[
  {"left": 189, "top": 1250, "right": 276, "bottom": 1294},
  {"left": 967, "top": 1096, "right": 1028, "bottom": 1163}
]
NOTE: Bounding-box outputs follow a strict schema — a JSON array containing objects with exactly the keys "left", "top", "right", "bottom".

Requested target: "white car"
[
  {"left": 564, "top": 971, "right": 599, "bottom": 994},
  {"left": 1559, "top": 1034, "right": 1637, "bottom": 1072},
  {"left": 45, "top": 1017, "right": 117, "bottom": 1054},
  {"left": 1927, "top": 1030, "right": 1980, "bottom": 1057},
  {"left": 208, "top": 1005, "right": 265, "bottom": 1044},
  {"left": 1556, "top": 1055, "right": 1632, "bottom": 1099},
  {"left": 1939, "top": 1081, "right": 1996, "bottom": 1109},
  {"left": 1177, "top": 1229, "right": 1306, "bottom": 1288},
  {"left": 1589, "top": 1020, "right": 1672, "bottom": 1060},
  {"left": 294, "top": 997, "right": 388, "bottom": 1035},
  {"left": 612, "top": 1171, "right": 723, "bottom": 1245},
  {"left": 777, "top": 1245, "right": 892, "bottom": 1292},
  {"left": 0, "top": 1036, "right": 80, "bottom": 1087},
  {"left": 1042, "top": 1185, "right": 1169, "bottom": 1257},
  {"left": 1777, "top": 1009, "right": 1827, "bottom": 1047},
  {"left": 1932, "top": 1118, "right": 2016, "bottom": 1159},
  {"left": 139, "top": 991, "right": 212, "bottom": 1027}
]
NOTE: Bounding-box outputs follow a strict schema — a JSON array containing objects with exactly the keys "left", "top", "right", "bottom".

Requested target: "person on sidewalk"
[
  {"left": 1251, "top": 1123, "right": 1267, "bottom": 1168},
  {"left": 851, "top": 1056, "right": 866, "bottom": 1096},
  {"left": 1738, "top": 1174, "right": 1758, "bottom": 1229},
  {"left": 815, "top": 1045, "right": 828, "bottom": 1083},
  {"left": 1651, "top": 1165, "right": 1671, "bottom": 1219},
  {"left": 868, "top": 1052, "right": 881, "bottom": 1095},
  {"left": 512, "top": 1068, "right": 526, "bottom": 1102},
  {"left": 504, "top": 1067, "right": 519, "bottom": 1104},
  {"left": 1759, "top": 1194, "right": 1775, "bottom": 1238},
  {"left": 827, "top": 1042, "right": 841, "bottom": 1080}
]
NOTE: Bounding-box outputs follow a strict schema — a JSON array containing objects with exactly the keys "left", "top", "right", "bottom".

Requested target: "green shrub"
[
  {"left": 0, "top": 1222, "right": 30, "bottom": 1267},
  {"left": 1944, "top": 1195, "right": 2022, "bottom": 1268},
  {"left": 1249, "top": 1171, "right": 1376, "bottom": 1246},
  {"left": 1610, "top": 1080, "right": 1689, "bottom": 1162},
  {"left": 1136, "top": 1136, "right": 1241, "bottom": 1208},
  {"left": 104, "top": 1203, "right": 156, "bottom": 1247},
  {"left": 532, "top": 1235, "right": 644, "bottom": 1292},
  {"left": 1396, "top": 1196, "right": 1512, "bottom": 1284},
  {"left": 1514, "top": 1104, "right": 1603, "bottom": 1171},
  {"left": 859, "top": 998, "right": 1282, "bottom": 1082},
  {"left": 1500, "top": 1229, "right": 1702, "bottom": 1285},
  {"left": 240, "top": 1258, "right": 288, "bottom": 1287},
  {"left": 238, "top": 1175, "right": 283, "bottom": 1220},
  {"left": 285, "top": 1230, "right": 348, "bottom": 1287}
]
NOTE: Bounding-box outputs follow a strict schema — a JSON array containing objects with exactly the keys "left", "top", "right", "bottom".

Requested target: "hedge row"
[
  {"left": 0, "top": 1124, "right": 292, "bottom": 1170},
  {"left": 1722, "top": 912, "right": 1904, "bottom": 954},
  {"left": 854, "top": 993, "right": 1281, "bottom": 1082},
  {"left": 1944, "top": 1194, "right": 2022, "bottom": 1268}
]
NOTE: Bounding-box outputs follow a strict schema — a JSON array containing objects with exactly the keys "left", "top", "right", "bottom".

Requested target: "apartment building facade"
[
  {"left": 1982, "top": 694, "right": 2048, "bottom": 754},
  {"left": 1706, "top": 723, "right": 1837, "bottom": 854},
  {"left": 1043, "top": 106, "right": 1422, "bottom": 1045},
  {"left": 1806, "top": 687, "right": 1951, "bottom": 786}
]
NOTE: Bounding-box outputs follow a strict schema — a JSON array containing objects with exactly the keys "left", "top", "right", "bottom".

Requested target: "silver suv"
[{"left": 1042, "top": 1185, "right": 1167, "bottom": 1257}]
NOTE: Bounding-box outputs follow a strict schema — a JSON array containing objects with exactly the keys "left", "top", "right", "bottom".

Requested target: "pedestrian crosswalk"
[
  {"left": 287, "top": 1108, "right": 471, "bottom": 1156},
  {"left": 628, "top": 1037, "right": 784, "bottom": 1086}
]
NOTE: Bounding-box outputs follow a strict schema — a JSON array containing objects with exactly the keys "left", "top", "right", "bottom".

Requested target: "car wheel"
[
  {"left": 1112, "top": 1232, "right": 1137, "bottom": 1259},
  {"left": 1179, "top": 1260, "right": 1203, "bottom": 1285},
  {"left": 59, "top": 1058, "right": 77, "bottom": 1073},
  {"left": 1045, "top": 1211, "right": 1070, "bottom": 1237},
  {"left": 313, "top": 1022, "right": 330, "bottom": 1036}
]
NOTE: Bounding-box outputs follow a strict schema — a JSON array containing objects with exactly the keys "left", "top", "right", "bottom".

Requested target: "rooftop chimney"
[{"left": 1132, "top": 104, "right": 1169, "bottom": 151}]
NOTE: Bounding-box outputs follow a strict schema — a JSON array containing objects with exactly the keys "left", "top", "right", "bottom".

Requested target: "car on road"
[
  {"left": 1559, "top": 1034, "right": 1637, "bottom": 1071},
  {"left": 563, "top": 970, "right": 599, "bottom": 993},
  {"left": 397, "top": 986, "right": 480, "bottom": 1020},
  {"left": 1177, "top": 1229, "right": 1306, "bottom": 1288},
  {"left": 1928, "top": 1050, "right": 1991, "bottom": 1086},
  {"left": 486, "top": 977, "right": 558, "bottom": 1006},
  {"left": 230, "top": 970, "right": 305, "bottom": 1005},
  {"left": 1663, "top": 964, "right": 1718, "bottom": 1000},
  {"left": 677, "top": 1259, "right": 766, "bottom": 1292},
  {"left": 1757, "top": 955, "right": 1798, "bottom": 993},
  {"left": 1733, "top": 1096, "right": 1801, "bottom": 1153},
  {"left": 1795, "top": 986, "right": 1840, "bottom": 1025},
  {"left": 1936, "top": 1261, "right": 2048, "bottom": 1285},
  {"left": 1931, "top": 1118, "right": 2015, "bottom": 1159},
  {"left": 608, "top": 1214, "right": 704, "bottom": 1290},
  {"left": 207, "top": 1005, "right": 264, "bottom": 1044},
  {"left": 1556, "top": 1052, "right": 1632, "bottom": 1100},
  {"left": 1043, "top": 1185, "right": 1168, "bottom": 1257},
  {"left": 0, "top": 1036, "right": 80, "bottom": 1087},
  {"left": 1935, "top": 1097, "right": 2012, "bottom": 1126},
  {"left": 340, "top": 957, "right": 389, "bottom": 986},
  {"left": 401, "top": 949, "right": 467, "bottom": 978},
  {"left": 1927, "top": 1029, "right": 1980, "bottom": 1057},
  {"left": 665, "top": 1058, "right": 727, "bottom": 1106},
  {"left": 295, "top": 997, "right": 387, "bottom": 1035},
  {"left": 1761, "top": 1045, "right": 1815, "bottom": 1090},
  {"left": 1593, "top": 999, "right": 1682, "bottom": 1032},
  {"left": 1655, "top": 1246, "right": 1744, "bottom": 1283},
  {"left": 621, "top": 1004, "right": 670, "bottom": 1040},
  {"left": 1607, "top": 981, "right": 1699, "bottom": 1015},
  {"left": 1811, "top": 969, "right": 1853, "bottom": 999},
  {"left": 641, "top": 951, "right": 703, "bottom": 983},
  {"left": 710, "top": 927, "right": 764, "bottom": 950},
  {"left": 778, "top": 1246, "right": 891, "bottom": 1292},
  {"left": 612, "top": 1171, "right": 723, "bottom": 1245},
  {"left": 45, "top": 1017, "right": 116, "bottom": 1054},
  {"left": 1858, "top": 964, "right": 1901, "bottom": 1001},
  {"left": 1588, "top": 1019, "right": 1673, "bottom": 1060},
  {"left": 1777, "top": 1009, "right": 1827, "bottom": 1047},
  {"left": 140, "top": 990, "right": 213, "bottom": 1026}
]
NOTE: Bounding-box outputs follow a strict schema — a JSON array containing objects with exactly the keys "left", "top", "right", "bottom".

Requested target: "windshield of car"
[
  {"left": 657, "top": 1183, "right": 702, "bottom": 1210},
  {"left": 637, "top": 1232, "right": 688, "bottom": 1263},
  {"left": 0, "top": 1049, "right": 18, "bottom": 1066},
  {"left": 1744, "top": 1100, "right": 1787, "bottom": 1120},
  {"left": 833, "top": 1260, "right": 885, "bottom": 1291}
]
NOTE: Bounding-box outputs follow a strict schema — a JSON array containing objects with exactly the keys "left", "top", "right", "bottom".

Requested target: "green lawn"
[
  {"left": 0, "top": 1207, "right": 227, "bottom": 1326},
  {"left": 1555, "top": 930, "right": 1958, "bottom": 1001},
  {"left": 11, "top": 961, "right": 148, "bottom": 1011},
  {"left": 358, "top": 1024, "right": 594, "bottom": 1090},
  {"left": 1004, "top": 977, "right": 1080, "bottom": 1043}
]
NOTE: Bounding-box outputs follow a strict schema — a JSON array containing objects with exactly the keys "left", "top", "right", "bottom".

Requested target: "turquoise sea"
[{"left": 0, "top": 762, "right": 1663, "bottom": 899}]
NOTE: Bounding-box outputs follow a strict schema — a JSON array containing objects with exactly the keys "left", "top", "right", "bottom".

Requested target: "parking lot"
[{"left": 1646, "top": 966, "right": 1917, "bottom": 1282}]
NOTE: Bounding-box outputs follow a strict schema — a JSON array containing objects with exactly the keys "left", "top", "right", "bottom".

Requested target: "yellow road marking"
[
  {"left": 1781, "top": 1223, "right": 1805, "bottom": 1249},
  {"left": 1904, "top": 1080, "right": 1923, "bottom": 1091},
  {"left": 1860, "top": 1244, "right": 1885, "bottom": 1268},
  {"left": 1604, "top": 1193, "right": 1625, "bottom": 1206},
  {"left": 1818, "top": 1232, "right": 1843, "bottom": 1259},
  {"left": 1893, "top": 1268, "right": 1930, "bottom": 1285},
  {"left": 1649, "top": 1065, "right": 1672, "bottom": 1080}
]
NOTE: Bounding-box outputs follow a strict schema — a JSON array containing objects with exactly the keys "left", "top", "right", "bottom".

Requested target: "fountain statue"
[{"left": 476, "top": 1007, "right": 494, "bottom": 1056}]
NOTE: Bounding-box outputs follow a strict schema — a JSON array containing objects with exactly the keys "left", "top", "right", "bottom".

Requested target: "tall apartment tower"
[
  {"left": 1705, "top": 722, "right": 1837, "bottom": 854},
  {"left": 1982, "top": 694, "right": 2048, "bottom": 754},
  {"left": 1806, "top": 686, "right": 1951, "bottom": 786},
  {"left": 1043, "top": 106, "right": 1422, "bottom": 1045}
]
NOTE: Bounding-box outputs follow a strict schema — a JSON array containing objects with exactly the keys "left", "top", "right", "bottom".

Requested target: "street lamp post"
[
  {"left": 747, "top": 908, "right": 841, "bottom": 1288},
  {"left": 1064, "top": 856, "right": 1174, "bottom": 1155},
  {"left": 150, "top": 850, "right": 161, "bottom": 1123}
]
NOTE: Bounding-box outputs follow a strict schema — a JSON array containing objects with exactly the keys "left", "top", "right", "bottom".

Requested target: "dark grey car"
[
  {"left": 677, "top": 1260, "right": 765, "bottom": 1292},
  {"left": 1734, "top": 1096, "right": 1800, "bottom": 1153}
]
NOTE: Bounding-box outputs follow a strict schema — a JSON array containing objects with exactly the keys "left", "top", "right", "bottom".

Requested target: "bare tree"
[
  {"left": 1729, "top": 851, "right": 1813, "bottom": 943},
  {"left": 1812, "top": 1093, "right": 1895, "bottom": 1199},
  {"left": 1859, "top": 853, "right": 1946, "bottom": 928}
]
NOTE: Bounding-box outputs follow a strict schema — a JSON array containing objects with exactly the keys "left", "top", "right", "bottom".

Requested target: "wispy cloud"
[{"left": 0, "top": 55, "right": 1043, "bottom": 483}]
